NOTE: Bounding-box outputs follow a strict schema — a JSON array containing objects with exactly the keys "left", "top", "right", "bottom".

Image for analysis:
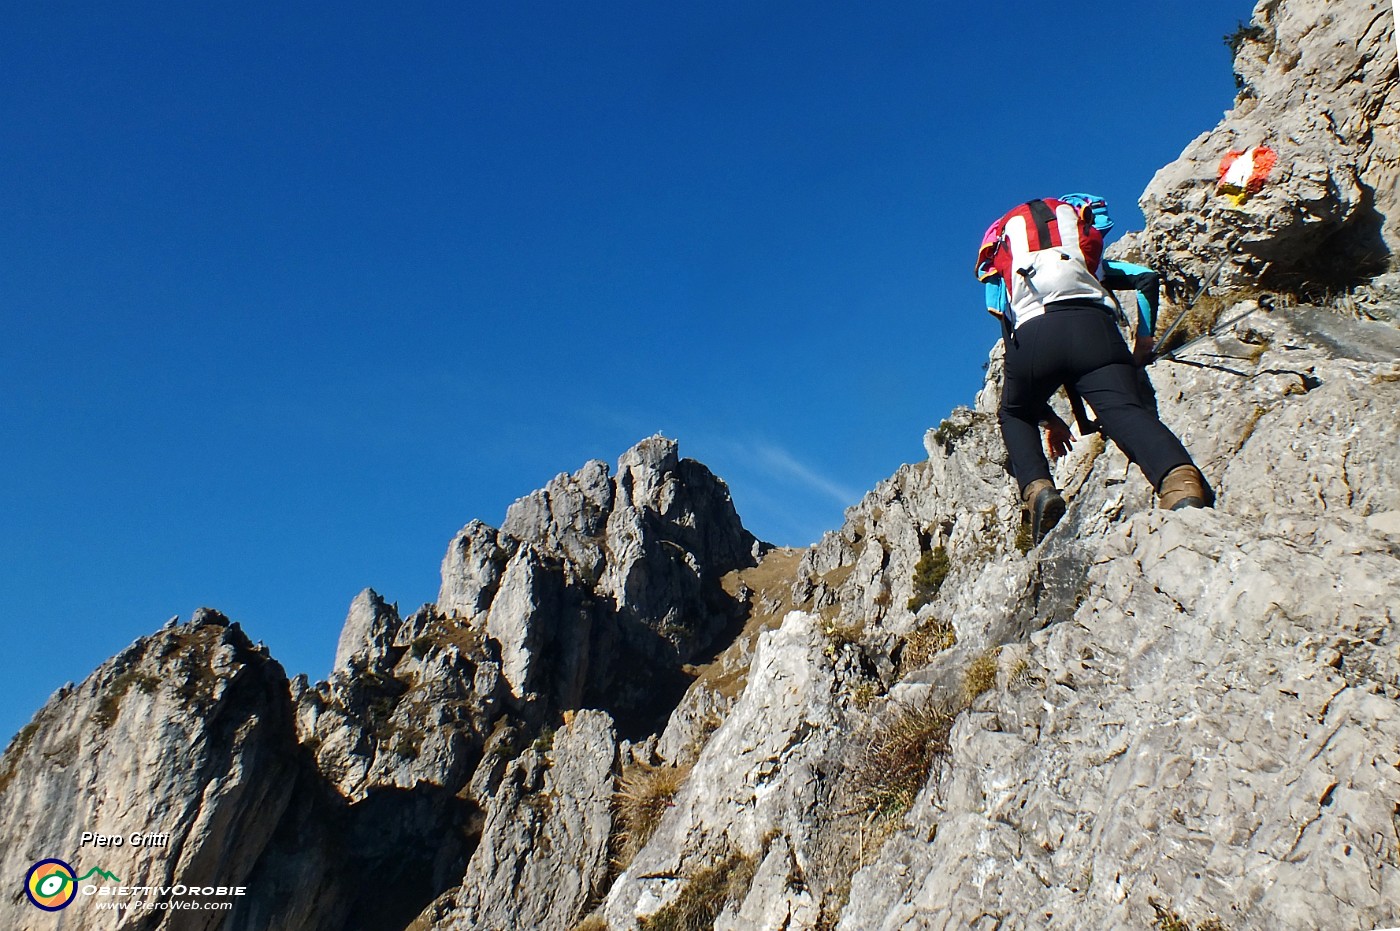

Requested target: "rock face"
[
  {"left": 436, "top": 434, "right": 763, "bottom": 734},
  {"left": 1132, "top": 0, "right": 1398, "bottom": 298},
  {"left": 332, "top": 588, "right": 403, "bottom": 674},
  {"left": 820, "top": 296, "right": 1400, "bottom": 929},
  {"left": 856, "top": 508, "right": 1400, "bottom": 931},
  {"left": 2, "top": 4, "right": 1399, "bottom": 930},
  {"left": 416, "top": 711, "right": 618, "bottom": 931},
  {"left": 602, "top": 610, "right": 839, "bottom": 930},
  {"left": 0, "top": 612, "right": 305, "bottom": 930}
]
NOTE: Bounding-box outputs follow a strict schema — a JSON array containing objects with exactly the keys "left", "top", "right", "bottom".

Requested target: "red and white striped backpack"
[{"left": 975, "top": 198, "right": 1112, "bottom": 328}]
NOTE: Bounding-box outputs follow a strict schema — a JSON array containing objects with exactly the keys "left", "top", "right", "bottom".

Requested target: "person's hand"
[
  {"left": 1133, "top": 333, "right": 1156, "bottom": 366},
  {"left": 1043, "top": 416, "right": 1074, "bottom": 460}
]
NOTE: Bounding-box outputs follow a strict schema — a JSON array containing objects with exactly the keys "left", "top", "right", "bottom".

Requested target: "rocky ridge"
[
  {"left": 2, "top": 2, "right": 1399, "bottom": 929},
  {"left": 0, "top": 438, "right": 761, "bottom": 930}
]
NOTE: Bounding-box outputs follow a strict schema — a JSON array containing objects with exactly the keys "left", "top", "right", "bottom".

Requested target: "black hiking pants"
[{"left": 999, "top": 303, "right": 1195, "bottom": 494}]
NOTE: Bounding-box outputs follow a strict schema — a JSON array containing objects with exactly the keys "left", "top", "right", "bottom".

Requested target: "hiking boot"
[
  {"left": 1023, "top": 479, "right": 1066, "bottom": 543},
  {"left": 1158, "top": 464, "right": 1209, "bottom": 510}
]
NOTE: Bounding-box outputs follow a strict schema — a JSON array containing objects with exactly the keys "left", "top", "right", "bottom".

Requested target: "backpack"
[{"left": 975, "top": 197, "right": 1112, "bottom": 329}]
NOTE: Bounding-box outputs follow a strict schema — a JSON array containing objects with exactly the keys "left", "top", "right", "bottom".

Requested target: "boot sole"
[
  {"left": 1169, "top": 496, "right": 1207, "bottom": 511},
  {"left": 1032, "top": 491, "right": 1066, "bottom": 543}
]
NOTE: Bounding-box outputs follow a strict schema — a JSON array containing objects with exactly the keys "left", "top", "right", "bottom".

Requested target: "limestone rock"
[
  {"left": 282, "top": 437, "right": 767, "bottom": 928},
  {"left": 0, "top": 611, "right": 485, "bottom": 931},
  {"left": 793, "top": 401, "right": 1034, "bottom": 684},
  {"left": 438, "top": 519, "right": 514, "bottom": 623},
  {"left": 501, "top": 456, "right": 614, "bottom": 575},
  {"left": 332, "top": 587, "right": 401, "bottom": 675},
  {"left": 718, "top": 836, "right": 822, "bottom": 931},
  {"left": 297, "top": 603, "right": 507, "bottom": 802},
  {"left": 414, "top": 710, "right": 618, "bottom": 931},
  {"left": 0, "top": 615, "right": 300, "bottom": 931},
  {"left": 436, "top": 435, "right": 764, "bottom": 733},
  {"left": 820, "top": 302, "right": 1400, "bottom": 929},
  {"left": 838, "top": 505, "right": 1400, "bottom": 931},
  {"left": 602, "top": 610, "right": 844, "bottom": 930}
]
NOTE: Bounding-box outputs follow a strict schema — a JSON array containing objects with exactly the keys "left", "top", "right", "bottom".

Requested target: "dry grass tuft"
[
  {"left": 1237, "top": 406, "right": 1268, "bottom": 448},
  {"left": 1158, "top": 295, "right": 1226, "bottom": 354},
  {"left": 961, "top": 649, "right": 1000, "bottom": 704},
  {"left": 820, "top": 615, "right": 864, "bottom": 658},
  {"left": 1013, "top": 518, "right": 1035, "bottom": 554},
  {"left": 848, "top": 698, "right": 958, "bottom": 822},
  {"left": 899, "top": 618, "right": 957, "bottom": 675},
  {"left": 850, "top": 681, "right": 881, "bottom": 708},
  {"left": 1150, "top": 898, "right": 1230, "bottom": 931},
  {"left": 1007, "top": 655, "right": 1035, "bottom": 691},
  {"left": 615, "top": 761, "right": 693, "bottom": 867},
  {"left": 1157, "top": 289, "right": 1268, "bottom": 355},
  {"left": 639, "top": 853, "right": 758, "bottom": 931}
]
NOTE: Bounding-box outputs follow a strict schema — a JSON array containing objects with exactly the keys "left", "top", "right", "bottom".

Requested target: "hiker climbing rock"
[{"left": 974, "top": 194, "right": 1211, "bottom": 542}]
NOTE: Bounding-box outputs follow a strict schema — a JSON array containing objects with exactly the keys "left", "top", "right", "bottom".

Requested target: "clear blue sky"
[{"left": 2, "top": 1, "right": 1252, "bottom": 741}]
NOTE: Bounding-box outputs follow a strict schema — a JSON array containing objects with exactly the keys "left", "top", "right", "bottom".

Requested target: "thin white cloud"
[
  {"left": 747, "top": 442, "right": 861, "bottom": 508},
  {"left": 572, "top": 418, "right": 860, "bottom": 509},
  {"left": 717, "top": 482, "right": 833, "bottom": 546}
]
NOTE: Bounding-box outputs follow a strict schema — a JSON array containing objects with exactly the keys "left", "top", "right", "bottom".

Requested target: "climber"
[{"left": 975, "top": 194, "right": 1211, "bottom": 542}]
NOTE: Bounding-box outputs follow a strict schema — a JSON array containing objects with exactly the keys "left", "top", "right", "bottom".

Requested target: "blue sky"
[{"left": 2, "top": 1, "right": 1252, "bottom": 741}]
